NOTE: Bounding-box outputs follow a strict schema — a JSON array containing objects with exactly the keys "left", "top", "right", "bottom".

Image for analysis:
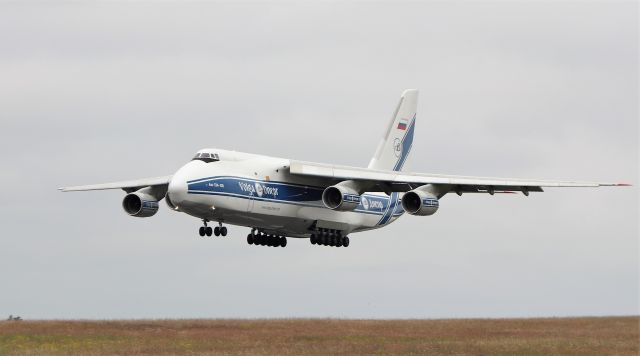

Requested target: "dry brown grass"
[{"left": 0, "top": 317, "right": 638, "bottom": 355}]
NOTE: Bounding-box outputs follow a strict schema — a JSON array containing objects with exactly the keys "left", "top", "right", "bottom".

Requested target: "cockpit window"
[{"left": 192, "top": 152, "right": 220, "bottom": 163}]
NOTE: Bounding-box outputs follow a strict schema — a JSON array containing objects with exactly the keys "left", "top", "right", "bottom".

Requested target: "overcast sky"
[{"left": 0, "top": 1, "right": 637, "bottom": 319}]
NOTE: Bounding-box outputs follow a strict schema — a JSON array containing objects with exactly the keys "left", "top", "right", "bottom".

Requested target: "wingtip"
[{"left": 596, "top": 182, "right": 632, "bottom": 187}]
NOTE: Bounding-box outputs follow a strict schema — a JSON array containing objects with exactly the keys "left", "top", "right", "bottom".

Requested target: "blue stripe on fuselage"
[
  {"left": 186, "top": 176, "right": 404, "bottom": 218},
  {"left": 377, "top": 192, "right": 399, "bottom": 225}
]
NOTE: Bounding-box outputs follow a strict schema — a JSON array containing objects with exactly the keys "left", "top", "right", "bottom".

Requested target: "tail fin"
[{"left": 367, "top": 89, "right": 418, "bottom": 172}]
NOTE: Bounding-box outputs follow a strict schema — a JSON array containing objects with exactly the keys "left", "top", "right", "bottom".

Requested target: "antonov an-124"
[{"left": 60, "top": 90, "right": 629, "bottom": 248}]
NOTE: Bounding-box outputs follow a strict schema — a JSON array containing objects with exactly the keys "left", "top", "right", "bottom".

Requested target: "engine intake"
[
  {"left": 322, "top": 185, "right": 361, "bottom": 211},
  {"left": 122, "top": 192, "right": 159, "bottom": 217},
  {"left": 401, "top": 190, "right": 439, "bottom": 216}
]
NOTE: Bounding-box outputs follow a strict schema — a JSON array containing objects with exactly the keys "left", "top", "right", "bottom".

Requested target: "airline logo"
[
  {"left": 393, "top": 138, "right": 401, "bottom": 158},
  {"left": 238, "top": 181, "right": 279, "bottom": 198},
  {"left": 255, "top": 182, "right": 264, "bottom": 197},
  {"left": 362, "top": 197, "right": 369, "bottom": 210},
  {"left": 141, "top": 201, "right": 159, "bottom": 210},
  {"left": 343, "top": 194, "right": 361, "bottom": 203},
  {"left": 423, "top": 198, "right": 439, "bottom": 207},
  {"left": 361, "top": 196, "right": 384, "bottom": 210},
  {"left": 397, "top": 118, "right": 409, "bottom": 130}
]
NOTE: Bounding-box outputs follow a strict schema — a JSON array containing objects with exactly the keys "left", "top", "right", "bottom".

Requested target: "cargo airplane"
[{"left": 60, "top": 90, "right": 628, "bottom": 248}]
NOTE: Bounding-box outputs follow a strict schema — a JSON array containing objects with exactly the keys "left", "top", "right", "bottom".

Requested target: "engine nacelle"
[
  {"left": 401, "top": 190, "right": 439, "bottom": 216},
  {"left": 122, "top": 191, "right": 159, "bottom": 217},
  {"left": 322, "top": 185, "right": 361, "bottom": 211}
]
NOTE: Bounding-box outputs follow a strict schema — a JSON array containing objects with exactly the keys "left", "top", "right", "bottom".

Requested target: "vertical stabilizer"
[{"left": 367, "top": 89, "right": 418, "bottom": 172}]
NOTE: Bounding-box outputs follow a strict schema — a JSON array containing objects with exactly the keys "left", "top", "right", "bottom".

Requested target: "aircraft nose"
[{"left": 166, "top": 168, "right": 189, "bottom": 210}]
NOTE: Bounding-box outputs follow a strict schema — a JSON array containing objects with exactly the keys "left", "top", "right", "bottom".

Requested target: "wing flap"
[
  {"left": 289, "top": 160, "right": 623, "bottom": 194},
  {"left": 59, "top": 175, "right": 172, "bottom": 192}
]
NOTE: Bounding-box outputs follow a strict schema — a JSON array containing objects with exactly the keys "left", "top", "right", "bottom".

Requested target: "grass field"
[{"left": 0, "top": 317, "right": 637, "bottom": 355}]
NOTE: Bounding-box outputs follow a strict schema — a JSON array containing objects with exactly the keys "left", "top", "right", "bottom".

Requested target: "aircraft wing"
[
  {"left": 289, "top": 160, "right": 627, "bottom": 196},
  {"left": 59, "top": 175, "right": 172, "bottom": 193}
]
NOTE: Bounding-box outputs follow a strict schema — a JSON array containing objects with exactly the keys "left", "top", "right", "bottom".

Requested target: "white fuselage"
[{"left": 166, "top": 149, "right": 403, "bottom": 238}]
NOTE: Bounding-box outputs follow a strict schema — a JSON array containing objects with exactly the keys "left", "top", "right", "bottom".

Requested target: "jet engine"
[
  {"left": 401, "top": 189, "right": 439, "bottom": 216},
  {"left": 122, "top": 190, "right": 160, "bottom": 217},
  {"left": 322, "top": 185, "right": 361, "bottom": 211}
]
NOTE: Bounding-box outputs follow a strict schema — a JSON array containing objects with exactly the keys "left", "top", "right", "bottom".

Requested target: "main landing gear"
[
  {"left": 198, "top": 220, "right": 228, "bottom": 237},
  {"left": 310, "top": 228, "right": 350, "bottom": 247},
  {"left": 247, "top": 229, "right": 287, "bottom": 248}
]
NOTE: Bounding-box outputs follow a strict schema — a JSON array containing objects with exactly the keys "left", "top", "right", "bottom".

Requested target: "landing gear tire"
[
  {"left": 248, "top": 230, "right": 288, "bottom": 248},
  {"left": 205, "top": 227, "right": 213, "bottom": 237},
  {"left": 220, "top": 226, "right": 228, "bottom": 237},
  {"left": 199, "top": 227, "right": 206, "bottom": 237},
  {"left": 214, "top": 226, "right": 220, "bottom": 237},
  {"left": 309, "top": 229, "right": 350, "bottom": 248}
]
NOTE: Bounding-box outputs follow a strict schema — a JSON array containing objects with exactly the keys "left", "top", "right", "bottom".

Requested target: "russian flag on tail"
[{"left": 397, "top": 118, "right": 408, "bottom": 130}]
